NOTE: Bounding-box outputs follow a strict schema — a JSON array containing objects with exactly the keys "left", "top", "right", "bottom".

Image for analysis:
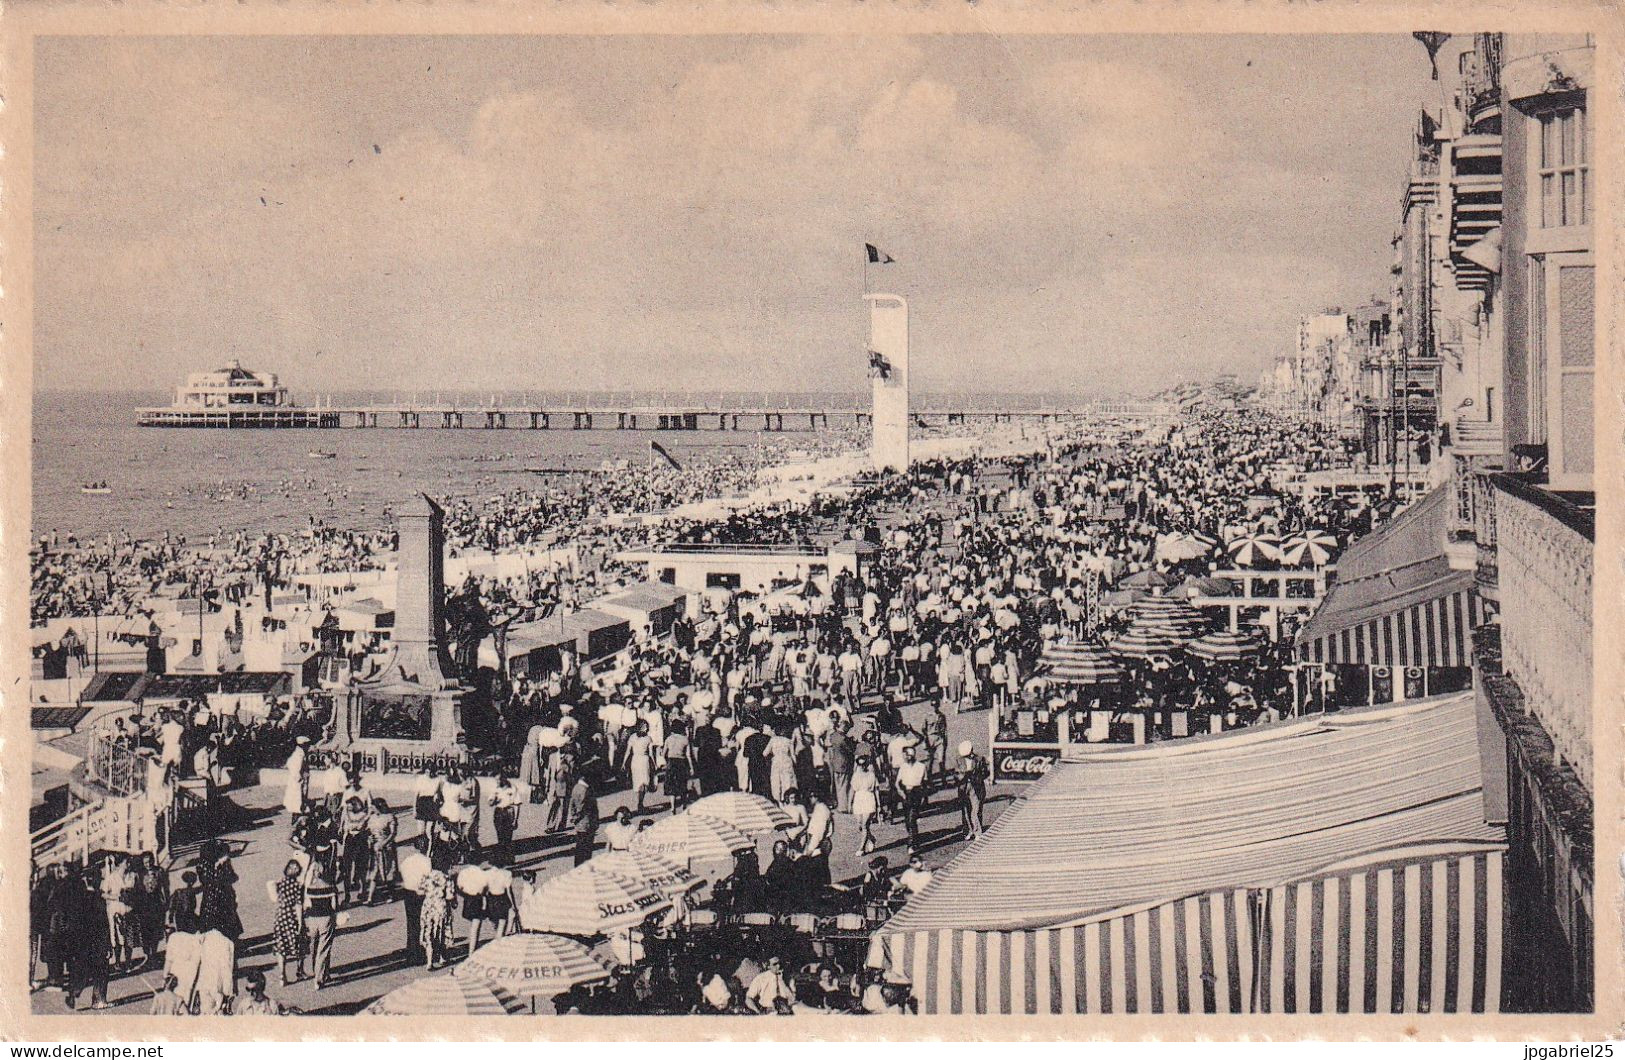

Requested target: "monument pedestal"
[{"left": 322, "top": 682, "right": 468, "bottom": 771}]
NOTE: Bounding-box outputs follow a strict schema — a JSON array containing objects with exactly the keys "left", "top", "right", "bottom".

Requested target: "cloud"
[{"left": 33, "top": 35, "right": 1428, "bottom": 395}]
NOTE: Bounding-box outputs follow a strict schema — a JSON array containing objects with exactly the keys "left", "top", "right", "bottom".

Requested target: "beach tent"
[
  {"left": 557, "top": 608, "right": 633, "bottom": 662},
  {"left": 503, "top": 620, "right": 579, "bottom": 678},
  {"left": 868, "top": 693, "right": 1504, "bottom": 1014},
  {"left": 594, "top": 582, "right": 689, "bottom": 638}
]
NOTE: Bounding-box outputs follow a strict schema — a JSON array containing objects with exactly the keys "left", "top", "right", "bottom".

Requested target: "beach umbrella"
[
  {"left": 1119, "top": 569, "right": 1174, "bottom": 590},
  {"left": 1226, "top": 532, "right": 1280, "bottom": 567},
  {"left": 585, "top": 850, "right": 705, "bottom": 900},
  {"left": 631, "top": 812, "right": 754, "bottom": 865},
  {"left": 1102, "top": 589, "right": 1147, "bottom": 608},
  {"left": 1280, "top": 530, "right": 1339, "bottom": 568},
  {"left": 1186, "top": 628, "right": 1267, "bottom": 663},
  {"left": 1154, "top": 533, "right": 1213, "bottom": 564},
  {"left": 687, "top": 791, "right": 795, "bottom": 836},
  {"left": 1108, "top": 625, "right": 1188, "bottom": 660},
  {"left": 363, "top": 974, "right": 525, "bottom": 1016},
  {"left": 1039, "top": 642, "right": 1126, "bottom": 685},
  {"left": 453, "top": 931, "right": 612, "bottom": 1000},
  {"left": 1130, "top": 597, "right": 1205, "bottom": 622},
  {"left": 1170, "top": 575, "right": 1239, "bottom": 601},
  {"left": 517, "top": 867, "right": 671, "bottom": 936},
  {"left": 1128, "top": 598, "right": 1209, "bottom": 636}
]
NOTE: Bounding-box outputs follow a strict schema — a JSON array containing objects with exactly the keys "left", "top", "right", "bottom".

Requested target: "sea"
[{"left": 31, "top": 390, "right": 870, "bottom": 544}]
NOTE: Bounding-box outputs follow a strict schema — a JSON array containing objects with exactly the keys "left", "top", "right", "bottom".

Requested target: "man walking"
[
  {"left": 923, "top": 704, "right": 948, "bottom": 777},
  {"left": 955, "top": 741, "right": 989, "bottom": 839},
  {"left": 568, "top": 773, "right": 599, "bottom": 866},
  {"left": 895, "top": 745, "right": 928, "bottom": 850},
  {"left": 302, "top": 851, "right": 339, "bottom": 990},
  {"left": 825, "top": 721, "right": 854, "bottom": 813},
  {"left": 541, "top": 747, "right": 575, "bottom": 834}
]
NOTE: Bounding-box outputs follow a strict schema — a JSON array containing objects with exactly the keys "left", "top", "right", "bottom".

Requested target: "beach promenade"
[{"left": 30, "top": 693, "right": 1011, "bottom": 1016}]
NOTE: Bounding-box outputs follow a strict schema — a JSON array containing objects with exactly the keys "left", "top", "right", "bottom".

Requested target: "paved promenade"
[{"left": 33, "top": 695, "right": 1016, "bottom": 1016}]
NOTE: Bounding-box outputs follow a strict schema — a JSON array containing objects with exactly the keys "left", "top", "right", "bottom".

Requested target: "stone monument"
[{"left": 333, "top": 493, "right": 465, "bottom": 765}]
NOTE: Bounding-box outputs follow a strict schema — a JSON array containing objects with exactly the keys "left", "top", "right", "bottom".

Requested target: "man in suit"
[
  {"left": 541, "top": 747, "right": 575, "bottom": 834},
  {"left": 568, "top": 774, "right": 599, "bottom": 866},
  {"left": 824, "top": 721, "right": 855, "bottom": 813}
]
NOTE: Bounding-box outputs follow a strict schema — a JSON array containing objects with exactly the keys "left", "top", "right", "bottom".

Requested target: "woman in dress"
[
  {"left": 282, "top": 737, "right": 310, "bottom": 818},
  {"left": 365, "top": 798, "right": 398, "bottom": 905},
  {"left": 194, "top": 852, "right": 243, "bottom": 1015},
  {"left": 269, "top": 859, "right": 306, "bottom": 985},
  {"left": 338, "top": 795, "right": 371, "bottom": 907},
  {"left": 413, "top": 772, "right": 440, "bottom": 825},
  {"left": 626, "top": 719, "right": 655, "bottom": 813},
  {"left": 418, "top": 866, "right": 457, "bottom": 971},
  {"left": 850, "top": 754, "right": 879, "bottom": 856},
  {"left": 163, "top": 870, "right": 204, "bottom": 1012},
  {"left": 767, "top": 725, "right": 796, "bottom": 804}
]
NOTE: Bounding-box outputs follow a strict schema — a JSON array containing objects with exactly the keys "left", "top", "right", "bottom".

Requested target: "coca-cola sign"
[{"left": 992, "top": 743, "right": 1062, "bottom": 784}]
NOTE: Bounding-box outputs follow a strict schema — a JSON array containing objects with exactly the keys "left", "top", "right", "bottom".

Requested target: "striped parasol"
[
  {"left": 1119, "top": 569, "right": 1175, "bottom": 589},
  {"left": 1154, "top": 532, "right": 1216, "bottom": 564},
  {"left": 1039, "top": 642, "right": 1126, "bottom": 685},
  {"left": 584, "top": 850, "right": 705, "bottom": 900},
  {"left": 1226, "top": 532, "right": 1281, "bottom": 567},
  {"left": 363, "top": 974, "right": 525, "bottom": 1015},
  {"left": 1170, "top": 575, "right": 1239, "bottom": 600},
  {"left": 631, "top": 812, "right": 754, "bottom": 865},
  {"left": 517, "top": 867, "right": 671, "bottom": 936},
  {"left": 1185, "top": 627, "right": 1268, "bottom": 662},
  {"left": 1280, "top": 529, "right": 1339, "bottom": 568},
  {"left": 687, "top": 791, "right": 795, "bottom": 836},
  {"left": 453, "top": 931, "right": 612, "bottom": 1000},
  {"left": 1108, "top": 624, "right": 1188, "bottom": 660},
  {"left": 1130, "top": 597, "right": 1207, "bottom": 625}
]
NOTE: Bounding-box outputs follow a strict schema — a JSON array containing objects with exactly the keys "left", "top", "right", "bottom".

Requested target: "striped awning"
[
  {"left": 1297, "top": 565, "right": 1482, "bottom": 667},
  {"left": 870, "top": 889, "right": 1256, "bottom": 1015},
  {"left": 1255, "top": 844, "right": 1503, "bottom": 1014},
  {"left": 871, "top": 843, "right": 1503, "bottom": 1015},
  {"left": 875, "top": 693, "right": 1499, "bottom": 933},
  {"left": 1297, "top": 485, "right": 1487, "bottom": 668}
]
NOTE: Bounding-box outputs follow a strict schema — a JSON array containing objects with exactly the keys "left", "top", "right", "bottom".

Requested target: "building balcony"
[{"left": 1482, "top": 472, "right": 1594, "bottom": 791}]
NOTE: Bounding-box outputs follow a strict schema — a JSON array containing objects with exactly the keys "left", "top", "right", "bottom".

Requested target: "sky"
[{"left": 34, "top": 34, "right": 1451, "bottom": 397}]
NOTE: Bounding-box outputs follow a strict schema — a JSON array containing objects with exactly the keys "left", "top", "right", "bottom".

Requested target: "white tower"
[{"left": 868, "top": 293, "right": 910, "bottom": 473}]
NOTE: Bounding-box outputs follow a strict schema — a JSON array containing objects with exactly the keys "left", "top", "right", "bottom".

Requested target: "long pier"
[{"left": 137, "top": 399, "right": 1176, "bottom": 431}]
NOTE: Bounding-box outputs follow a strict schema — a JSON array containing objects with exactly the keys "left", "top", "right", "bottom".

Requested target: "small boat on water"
[
  {"left": 80, "top": 481, "right": 112, "bottom": 495},
  {"left": 307, "top": 450, "right": 337, "bottom": 460}
]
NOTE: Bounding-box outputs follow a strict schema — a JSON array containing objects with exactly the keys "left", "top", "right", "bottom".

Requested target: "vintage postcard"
[{"left": 1, "top": 0, "right": 1618, "bottom": 1042}]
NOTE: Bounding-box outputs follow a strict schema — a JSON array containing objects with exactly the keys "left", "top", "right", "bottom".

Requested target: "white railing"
[
  {"left": 1493, "top": 477, "right": 1593, "bottom": 789},
  {"left": 31, "top": 797, "right": 163, "bottom": 869}
]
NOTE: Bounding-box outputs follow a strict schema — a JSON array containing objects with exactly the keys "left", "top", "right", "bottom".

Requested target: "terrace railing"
[{"left": 1491, "top": 473, "right": 1594, "bottom": 790}]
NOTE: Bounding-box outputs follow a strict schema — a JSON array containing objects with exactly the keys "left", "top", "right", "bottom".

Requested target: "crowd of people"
[
  {"left": 30, "top": 430, "right": 868, "bottom": 624},
  {"left": 32, "top": 402, "right": 1388, "bottom": 1016}
]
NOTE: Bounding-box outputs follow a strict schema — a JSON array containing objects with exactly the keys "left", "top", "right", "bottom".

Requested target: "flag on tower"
[{"left": 865, "top": 243, "right": 895, "bottom": 265}]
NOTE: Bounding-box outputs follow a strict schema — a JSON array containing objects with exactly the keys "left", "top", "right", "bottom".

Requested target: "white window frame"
[{"left": 1526, "top": 103, "right": 1591, "bottom": 256}]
